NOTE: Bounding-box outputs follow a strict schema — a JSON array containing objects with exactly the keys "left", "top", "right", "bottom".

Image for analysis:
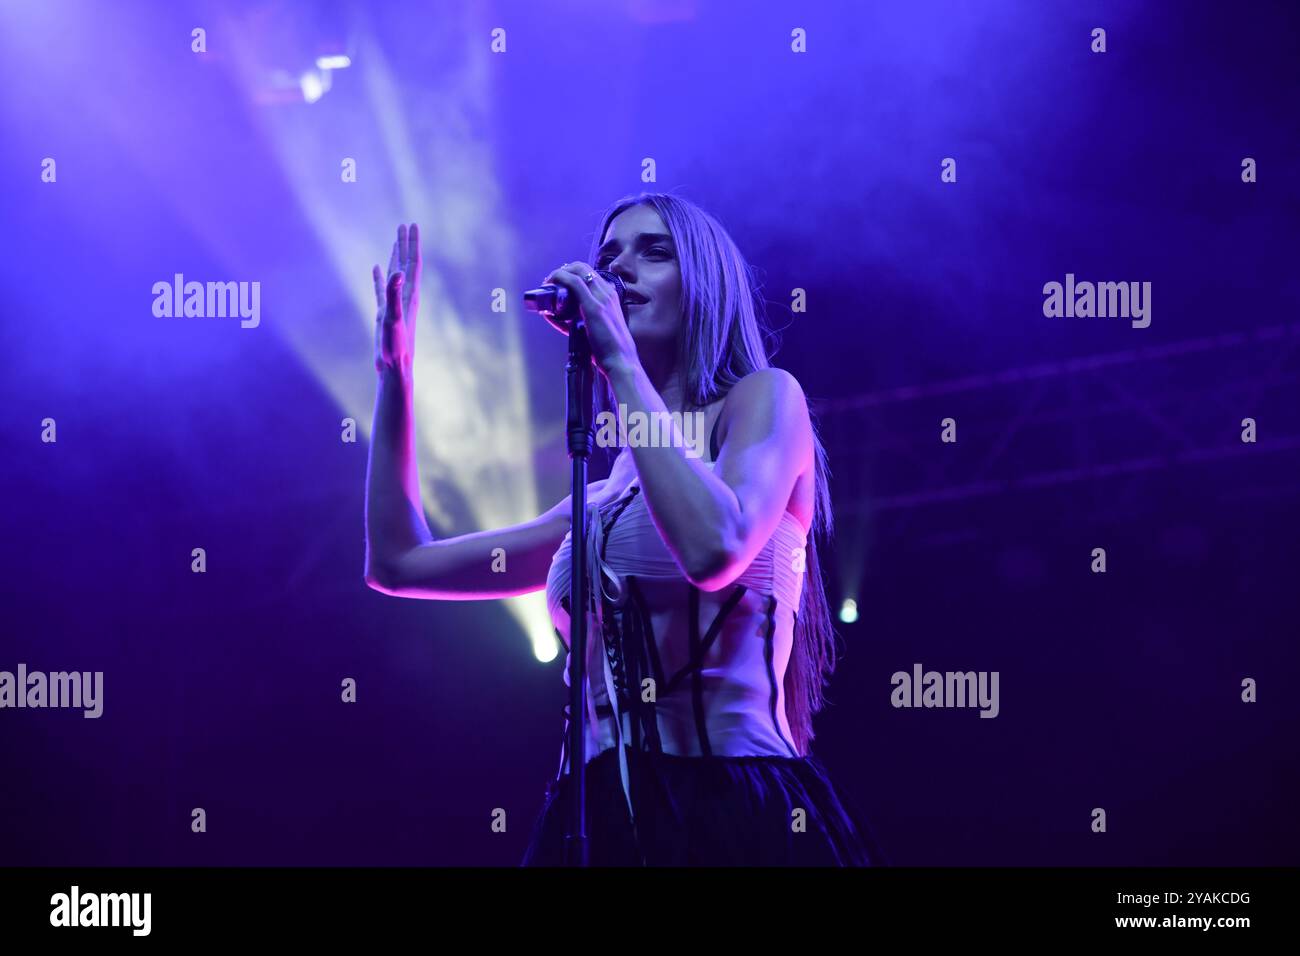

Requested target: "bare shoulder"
[
  {"left": 716, "top": 368, "right": 816, "bottom": 533},
  {"left": 716, "top": 367, "right": 812, "bottom": 436}
]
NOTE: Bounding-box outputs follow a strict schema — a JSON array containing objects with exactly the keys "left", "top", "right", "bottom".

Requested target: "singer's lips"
[{"left": 624, "top": 291, "right": 649, "bottom": 304}]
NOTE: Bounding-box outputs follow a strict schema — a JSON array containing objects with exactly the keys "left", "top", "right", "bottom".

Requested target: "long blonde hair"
[{"left": 588, "top": 192, "right": 840, "bottom": 755}]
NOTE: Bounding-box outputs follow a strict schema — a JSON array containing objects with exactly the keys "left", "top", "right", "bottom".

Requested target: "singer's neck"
[{"left": 638, "top": 354, "right": 691, "bottom": 415}]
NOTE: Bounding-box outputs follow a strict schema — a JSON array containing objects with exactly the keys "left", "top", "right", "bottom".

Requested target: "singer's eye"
[{"left": 597, "top": 246, "right": 671, "bottom": 269}]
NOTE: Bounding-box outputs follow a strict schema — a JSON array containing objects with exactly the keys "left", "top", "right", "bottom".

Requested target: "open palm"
[{"left": 372, "top": 222, "right": 421, "bottom": 373}]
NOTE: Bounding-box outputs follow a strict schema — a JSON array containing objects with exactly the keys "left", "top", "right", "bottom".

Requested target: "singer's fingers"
[
  {"left": 385, "top": 271, "right": 404, "bottom": 324},
  {"left": 408, "top": 223, "right": 421, "bottom": 275},
  {"left": 565, "top": 260, "right": 618, "bottom": 306},
  {"left": 546, "top": 267, "right": 579, "bottom": 289},
  {"left": 372, "top": 265, "right": 385, "bottom": 310},
  {"left": 387, "top": 240, "right": 399, "bottom": 280},
  {"left": 559, "top": 261, "right": 611, "bottom": 296},
  {"left": 397, "top": 224, "right": 408, "bottom": 274},
  {"left": 548, "top": 264, "right": 602, "bottom": 316},
  {"left": 554, "top": 261, "right": 601, "bottom": 285}
]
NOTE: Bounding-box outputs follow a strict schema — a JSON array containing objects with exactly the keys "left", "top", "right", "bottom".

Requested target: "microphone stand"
[
  {"left": 563, "top": 315, "right": 593, "bottom": 867},
  {"left": 524, "top": 271, "right": 626, "bottom": 868}
]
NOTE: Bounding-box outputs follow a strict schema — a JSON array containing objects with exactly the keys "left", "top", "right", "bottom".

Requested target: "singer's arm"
[
  {"left": 363, "top": 365, "right": 603, "bottom": 600},
  {"left": 604, "top": 362, "right": 812, "bottom": 592},
  {"left": 364, "top": 365, "right": 433, "bottom": 581},
  {"left": 364, "top": 222, "right": 591, "bottom": 600}
]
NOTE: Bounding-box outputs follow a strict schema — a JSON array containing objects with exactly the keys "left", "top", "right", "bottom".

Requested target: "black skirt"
[{"left": 520, "top": 745, "right": 883, "bottom": 866}]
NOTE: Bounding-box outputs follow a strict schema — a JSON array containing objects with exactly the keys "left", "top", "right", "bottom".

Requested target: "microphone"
[{"left": 524, "top": 270, "right": 627, "bottom": 326}]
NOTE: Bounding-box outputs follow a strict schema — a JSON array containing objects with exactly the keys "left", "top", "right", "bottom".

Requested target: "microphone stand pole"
[
  {"left": 563, "top": 314, "right": 594, "bottom": 867},
  {"left": 524, "top": 271, "right": 625, "bottom": 868}
]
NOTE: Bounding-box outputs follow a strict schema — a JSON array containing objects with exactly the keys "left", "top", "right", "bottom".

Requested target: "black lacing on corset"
[
  {"left": 763, "top": 594, "right": 800, "bottom": 757},
  {"left": 597, "top": 487, "right": 641, "bottom": 717},
  {"left": 591, "top": 484, "right": 754, "bottom": 762},
  {"left": 554, "top": 461, "right": 772, "bottom": 866}
]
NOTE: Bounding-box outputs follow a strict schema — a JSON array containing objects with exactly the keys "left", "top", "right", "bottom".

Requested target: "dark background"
[{"left": 1, "top": 0, "right": 1296, "bottom": 865}]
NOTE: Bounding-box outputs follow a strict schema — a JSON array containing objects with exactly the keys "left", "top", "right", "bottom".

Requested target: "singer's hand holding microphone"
[{"left": 535, "top": 262, "right": 640, "bottom": 381}]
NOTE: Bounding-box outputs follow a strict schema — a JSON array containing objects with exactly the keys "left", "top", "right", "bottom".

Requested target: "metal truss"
[{"left": 816, "top": 322, "right": 1300, "bottom": 519}]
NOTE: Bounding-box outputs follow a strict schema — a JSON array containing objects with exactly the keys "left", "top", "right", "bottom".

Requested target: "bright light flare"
[{"left": 839, "top": 598, "right": 858, "bottom": 624}]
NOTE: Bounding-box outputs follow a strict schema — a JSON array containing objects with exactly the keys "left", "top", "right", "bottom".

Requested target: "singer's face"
[{"left": 595, "top": 205, "right": 682, "bottom": 353}]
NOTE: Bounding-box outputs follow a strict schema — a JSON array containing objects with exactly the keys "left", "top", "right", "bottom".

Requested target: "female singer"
[{"left": 364, "top": 193, "right": 876, "bottom": 866}]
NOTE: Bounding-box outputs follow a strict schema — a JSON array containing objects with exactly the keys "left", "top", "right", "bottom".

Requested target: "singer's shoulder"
[
  {"left": 712, "top": 368, "right": 812, "bottom": 458},
  {"left": 726, "top": 367, "right": 810, "bottom": 417}
]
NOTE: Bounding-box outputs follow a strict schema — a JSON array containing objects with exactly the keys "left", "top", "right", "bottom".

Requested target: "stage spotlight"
[
  {"left": 839, "top": 598, "right": 859, "bottom": 624},
  {"left": 235, "top": 25, "right": 556, "bottom": 663},
  {"left": 300, "top": 70, "right": 325, "bottom": 103}
]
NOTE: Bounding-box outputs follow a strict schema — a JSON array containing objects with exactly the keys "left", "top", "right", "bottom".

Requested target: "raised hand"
[{"left": 373, "top": 223, "right": 421, "bottom": 374}]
